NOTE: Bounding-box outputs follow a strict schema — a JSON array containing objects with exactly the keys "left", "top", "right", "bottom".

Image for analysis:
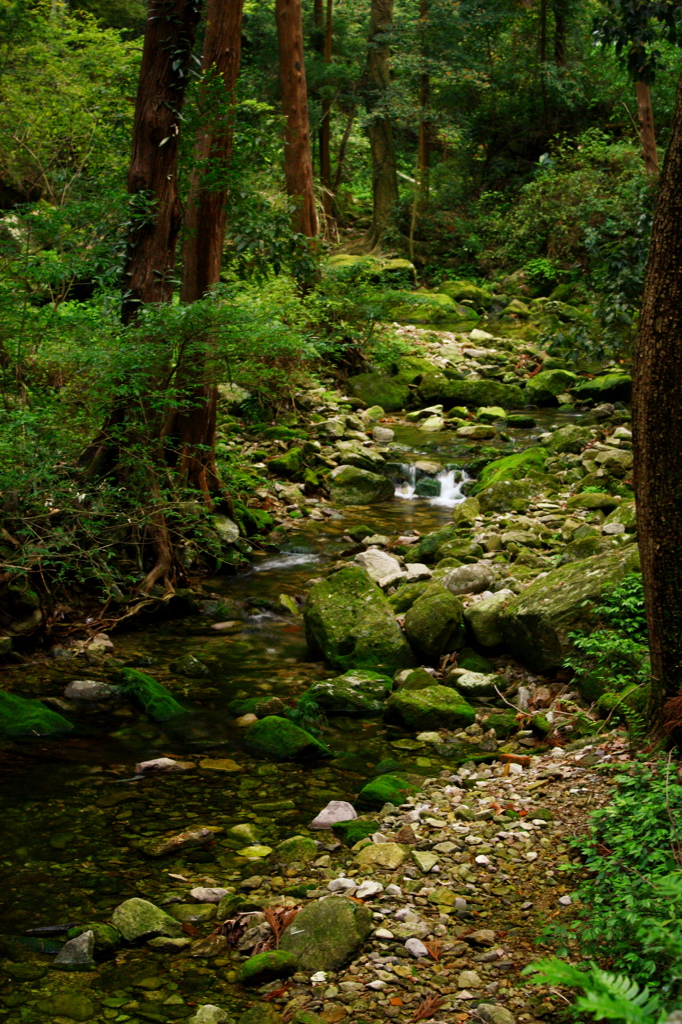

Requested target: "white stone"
[
  {"left": 188, "top": 1007, "right": 231, "bottom": 1024},
  {"left": 354, "top": 548, "right": 404, "bottom": 585},
  {"left": 311, "top": 971, "right": 327, "bottom": 984},
  {"left": 374, "top": 928, "right": 394, "bottom": 939},
  {"left": 355, "top": 880, "right": 384, "bottom": 900},
  {"left": 366, "top": 980, "right": 387, "bottom": 990},
  {"left": 469, "top": 328, "right": 495, "bottom": 342},
  {"left": 189, "top": 887, "right": 228, "bottom": 903},
  {"left": 551, "top": 747, "right": 567, "bottom": 759},
  {"left": 404, "top": 563, "right": 432, "bottom": 583},
  {"left": 310, "top": 800, "right": 357, "bottom": 830},
  {"left": 372, "top": 426, "right": 395, "bottom": 443},
  {"left": 558, "top": 895, "right": 572, "bottom": 906},
  {"left": 603, "top": 522, "right": 625, "bottom": 535},
  {"left": 508, "top": 762, "right": 523, "bottom": 775},
  {"left": 213, "top": 515, "right": 240, "bottom": 544},
  {"left": 386, "top": 883, "right": 402, "bottom": 897},
  {"left": 135, "top": 757, "right": 191, "bottom": 773},
  {"left": 416, "top": 731, "right": 443, "bottom": 744},
  {"left": 475, "top": 855, "right": 491, "bottom": 865},
  {"left": 327, "top": 877, "right": 357, "bottom": 893},
  {"left": 405, "top": 937, "right": 428, "bottom": 958}
]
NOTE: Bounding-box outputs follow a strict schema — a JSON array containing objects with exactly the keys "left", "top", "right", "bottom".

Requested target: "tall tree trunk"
[
  {"left": 319, "top": 0, "right": 334, "bottom": 229},
  {"left": 636, "top": 80, "right": 659, "bottom": 175},
  {"left": 161, "top": 0, "right": 244, "bottom": 502},
  {"left": 538, "top": 0, "right": 549, "bottom": 127},
  {"left": 122, "top": 0, "right": 203, "bottom": 325},
  {"left": 83, "top": 0, "right": 203, "bottom": 593},
  {"left": 362, "top": 0, "right": 398, "bottom": 251},
  {"left": 552, "top": 0, "right": 567, "bottom": 66},
  {"left": 275, "top": 0, "right": 318, "bottom": 236},
  {"left": 632, "top": 70, "right": 682, "bottom": 729},
  {"left": 417, "top": 0, "right": 430, "bottom": 202}
]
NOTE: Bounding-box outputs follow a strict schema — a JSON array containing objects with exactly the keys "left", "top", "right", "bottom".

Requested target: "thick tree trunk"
[
  {"left": 362, "top": 0, "right": 398, "bottom": 251},
  {"left": 632, "top": 71, "right": 682, "bottom": 729},
  {"left": 122, "top": 0, "right": 203, "bottom": 325},
  {"left": 83, "top": 0, "right": 202, "bottom": 593},
  {"left": 417, "top": 0, "right": 430, "bottom": 202},
  {"left": 319, "top": 0, "right": 334, "bottom": 229},
  {"left": 163, "top": 0, "right": 244, "bottom": 501},
  {"left": 275, "top": 0, "right": 318, "bottom": 236},
  {"left": 636, "top": 80, "right": 659, "bottom": 175}
]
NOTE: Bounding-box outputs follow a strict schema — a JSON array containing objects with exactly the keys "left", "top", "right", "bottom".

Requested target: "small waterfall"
[{"left": 394, "top": 464, "right": 469, "bottom": 508}]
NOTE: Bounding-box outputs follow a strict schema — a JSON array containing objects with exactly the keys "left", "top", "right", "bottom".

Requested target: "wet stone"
[
  {"left": 111, "top": 898, "right": 183, "bottom": 942},
  {"left": 36, "top": 993, "right": 98, "bottom": 1021},
  {"left": 52, "top": 929, "right": 95, "bottom": 971},
  {"left": 168, "top": 903, "right": 217, "bottom": 925}
]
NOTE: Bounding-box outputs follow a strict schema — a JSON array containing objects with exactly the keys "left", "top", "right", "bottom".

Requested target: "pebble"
[
  {"left": 355, "top": 880, "right": 384, "bottom": 900},
  {"left": 558, "top": 894, "right": 573, "bottom": 905},
  {"left": 310, "top": 800, "right": 357, "bottom": 830},
  {"left": 135, "top": 757, "right": 193, "bottom": 773},
  {"left": 374, "top": 928, "right": 394, "bottom": 939},
  {"left": 64, "top": 679, "right": 118, "bottom": 701},
  {"left": 405, "top": 937, "right": 428, "bottom": 958},
  {"left": 189, "top": 887, "right": 228, "bottom": 903}
]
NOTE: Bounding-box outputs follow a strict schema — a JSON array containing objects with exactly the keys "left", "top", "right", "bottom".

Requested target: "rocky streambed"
[{"left": 0, "top": 321, "right": 642, "bottom": 1024}]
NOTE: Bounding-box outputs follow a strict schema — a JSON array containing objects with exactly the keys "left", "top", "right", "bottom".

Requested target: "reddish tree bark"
[
  {"left": 122, "top": 0, "right": 204, "bottom": 324},
  {"left": 162, "top": 0, "right": 245, "bottom": 500},
  {"left": 632, "top": 70, "right": 682, "bottom": 726},
  {"left": 275, "top": 0, "right": 318, "bottom": 236},
  {"left": 636, "top": 80, "right": 659, "bottom": 175}
]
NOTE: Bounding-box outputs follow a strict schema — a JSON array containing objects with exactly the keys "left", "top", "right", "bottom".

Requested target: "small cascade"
[{"left": 394, "top": 464, "right": 469, "bottom": 508}]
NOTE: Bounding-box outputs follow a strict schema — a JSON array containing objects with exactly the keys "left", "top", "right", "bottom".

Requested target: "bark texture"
[
  {"left": 276, "top": 0, "right": 318, "bottom": 236},
  {"left": 632, "top": 71, "right": 682, "bottom": 724},
  {"left": 319, "top": 0, "right": 334, "bottom": 228},
  {"left": 122, "top": 0, "right": 203, "bottom": 324},
  {"left": 363, "top": 0, "right": 398, "bottom": 251},
  {"left": 636, "top": 80, "right": 659, "bottom": 175},
  {"left": 164, "top": 0, "right": 245, "bottom": 500}
]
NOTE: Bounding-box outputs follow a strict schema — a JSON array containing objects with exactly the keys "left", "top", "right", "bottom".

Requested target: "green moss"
[
  {"left": 267, "top": 447, "right": 303, "bottom": 478},
  {"left": 458, "top": 648, "right": 494, "bottom": 673},
  {"left": 437, "top": 280, "right": 494, "bottom": 308},
  {"left": 356, "top": 774, "right": 417, "bottom": 809},
  {"left": 417, "top": 374, "right": 525, "bottom": 410},
  {"left": 238, "top": 950, "right": 299, "bottom": 984},
  {"left": 524, "top": 369, "right": 578, "bottom": 404},
  {"left": 404, "top": 587, "right": 465, "bottom": 661},
  {"left": 346, "top": 373, "right": 410, "bottom": 412},
  {"left": 473, "top": 447, "right": 547, "bottom": 491},
  {"left": 572, "top": 373, "right": 632, "bottom": 402},
  {"left": 388, "top": 580, "right": 430, "bottom": 613},
  {"left": 0, "top": 691, "right": 73, "bottom": 737},
  {"left": 332, "top": 818, "right": 379, "bottom": 845},
  {"left": 244, "top": 716, "right": 332, "bottom": 761},
  {"left": 117, "top": 668, "right": 185, "bottom": 721},
  {"left": 384, "top": 685, "right": 476, "bottom": 730}
]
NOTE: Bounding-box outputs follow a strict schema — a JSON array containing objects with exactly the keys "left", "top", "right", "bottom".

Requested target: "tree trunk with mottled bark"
[
  {"left": 633, "top": 71, "right": 682, "bottom": 728},
  {"left": 362, "top": 0, "right": 398, "bottom": 251},
  {"left": 319, "top": 0, "right": 334, "bottom": 229},
  {"left": 276, "top": 0, "right": 318, "bottom": 236},
  {"left": 636, "top": 80, "right": 659, "bottom": 175},
  {"left": 162, "top": 0, "right": 244, "bottom": 501}
]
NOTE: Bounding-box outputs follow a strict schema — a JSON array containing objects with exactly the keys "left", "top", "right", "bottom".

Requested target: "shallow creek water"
[{"left": 0, "top": 410, "right": 577, "bottom": 1019}]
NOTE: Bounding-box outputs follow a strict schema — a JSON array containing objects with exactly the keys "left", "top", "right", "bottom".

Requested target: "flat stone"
[
  {"left": 147, "top": 936, "right": 192, "bottom": 952},
  {"left": 135, "top": 757, "right": 193, "bottom": 772},
  {"left": 168, "top": 903, "right": 217, "bottom": 925},
  {"left": 412, "top": 850, "right": 439, "bottom": 872},
  {"left": 187, "top": 888, "right": 231, "bottom": 904},
  {"left": 466, "top": 928, "right": 496, "bottom": 946},
  {"left": 310, "top": 800, "right": 357, "bottom": 830},
  {"left": 143, "top": 827, "right": 213, "bottom": 858},
  {"left": 64, "top": 679, "right": 118, "bottom": 701},
  {"left": 476, "top": 1004, "right": 516, "bottom": 1024},
  {"left": 199, "top": 758, "right": 242, "bottom": 772},
  {"left": 328, "top": 877, "right": 357, "bottom": 893},
  {"left": 279, "top": 897, "right": 373, "bottom": 972},
  {"left": 355, "top": 842, "right": 407, "bottom": 870},
  {"left": 458, "top": 969, "right": 483, "bottom": 988},
  {"left": 404, "top": 563, "right": 432, "bottom": 582},
  {"left": 355, "top": 880, "right": 384, "bottom": 900}
]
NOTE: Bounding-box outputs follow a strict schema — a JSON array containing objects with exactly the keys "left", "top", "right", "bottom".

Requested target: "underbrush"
[{"left": 527, "top": 757, "right": 682, "bottom": 1023}]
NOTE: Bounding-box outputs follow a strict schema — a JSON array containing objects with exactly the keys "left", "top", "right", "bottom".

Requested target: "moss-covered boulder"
[
  {"left": 332, "top": 818, "right": 379, "bottom": 845},
  {"left": 267, "top": 448, "right": 303, "bottom": 478},
  {"left": 301, "top": 670, "right": 393, "bottom": 715},
  {"left": 111, "top": 898, "right": 182, "bottom": 943},
  {"left": 329, "top": 465, "right": 395, "bottom": 505},
  {"left": 388, "top": 290, "right": 460, "bottom": 323},
  {"left": 464, "top": 590, "right": 514, "bottom": 647},
  {"left": 524, "top": 369, "right": 578, "bottom": 404},
  {"left": 356, "top": 773, "right": 418, "bottom": 808},
  {"left": 395, "top": 666, "right": 437, "bottom": 690},
  {"left": 476, "top": 478, "right": 545, "bottom": 514},
  {"left": 403, "top": 586, "right": 465, "bottom": 661},
  {"left": 346, "top": 373, "right": 410, "bottom": 412},
  {"left": 453, "top": 495, "right": 480, "bottom": 526},
  {"left": 604, "top": 501, "right": 637, "bottom": 532},
  {"left": 244, "top": 716, "right": 331, "bottom": 761},
  {"left": 411, "top": 524, "right": 459, "bottom": 564},
  {"left": 273, "top": 835, "right": 318, "bottom": 865},
  {"left": 0, "top": 691, "right": 73, "bottom": 737},
  {"left": 279, "top": 898, "right": 373, "bottom": 972},
  {"left": 498, "top": 548, "right": 641, "bottom": 672},
  {"left": 472, "top": 447, "right": 547, "bottom": 493},
  {"left": 304, "top": 567, "right": 414, "bottom": 672},
  {"left": 417, "top": 374, "right": 525, "bottom": 410},
  {"left": 384, "top": 685, "right": 476, "bottom": 730},
  {"left": 544, "top": 424, "right": 592, "bottom": 454},
  {"left": 437, "top": 280, "right": 494, "bottom": 309},
  {"left": 388, "top": 580, "right": 431, "bottom": 613},
  {"left": 572, "top": 373, "right": 632, "bottom": 402},
  {"left": 238, "top": 950, "right": 299, "bottom": 985}
]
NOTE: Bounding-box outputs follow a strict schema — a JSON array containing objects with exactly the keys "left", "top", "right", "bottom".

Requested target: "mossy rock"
[
  {"left": 332, "top": 818, "right": 379, "bottom": 845},
  {"left": 498, "top": 548, "right": 641, "bottom": 672},
  {"left": 304, "top": 566, "right": 415, "bottom": 673},
  {"left": 66, "top": 923, "right": 121, "bottom": 955},
  {"left": 417, "top": 374, "right": 525, "bottom": 410},
  {"left": 356, "top": 773, "right": 417, "bottom": 808},
  {"left": 545, "top": 424, "right": 592, "bottom": 454},
  {"left": 329, "top": 465, "right": 395, "bottom": 505},
  {"left": 301, "top": 669, "right": 393, "bottom": 715},
  {"left": 415, "top": 476, "right": 441, "bottom": 497},
  {"left": 244, "top": 716, "right": 332, "bottom": 761},
  {"left": 472, "top": 447, "right": 547, "bottom": 492},
  {"left": 411, "top": 524, "right": 459, "bottom": 564},
  {"left": 476, "top": 478, "right": 546, "bottom": 514},
  {"left": 458, "top": 648, "right": 494, "bottom": 673},
  {"left": 392, "top": 355, "right": 437, "bottom": 385},
  {"left": 279, "top": 897, "right": 373, "bottom": 972},
  {"left": 0, "top": 691, "right": 73, "bottom": 737},
  {"left": 437, "top": 280, "right": 494, "bottom": 309},
  {"left": 604, "top": 501, "right": 637, "bottom": 532},
  {"left": 453, "top": 495, "right": 480, "bottom": 527},
  {"left": 572, "top": 373, "right": 632, "bottom": 402},
  {"left": 388, "top": 580, "right": 431, "bottom": 613},
  {"left": 267, "top": 448, "right": 303, "bottom": 478},
  {"left": 388, "top": 290, "right": 459, "bottom": 323},
  {"left": 524, "top": 369, "right": 578, "bottom": 404},
  {"left": 228, "top": 696, "right": 286, "bottom": 718},
  {"left": 346, "top": 373, "right": 410, "bottom": 412},
  {"left": 403, "top": 586, "right": 465, "bottom": 661},
  {"left": 480, "top": 709, "right": 519, "bottom": 738},
  {"left": 384, "top": 685, "right": 476, "bottom": 731},
  {"left": 507, "top": 414, "right": 537, "bottom": 428},
  {"left": 238, "top": 950, "right": 298, "bottom": 985},
  {"left": 273, "top": 835, "right": 318, "bottom": 865},
  {"left": 395, "top": 666, "right": 437, "bottom": 691}
]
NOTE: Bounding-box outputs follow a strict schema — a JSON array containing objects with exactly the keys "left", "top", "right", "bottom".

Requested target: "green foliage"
[
  {"left": 286, "top": 694, "right": 328, "bottom": 736},
  {"left": 524, "top": 958, "right": 665, "bottom": 1024}
]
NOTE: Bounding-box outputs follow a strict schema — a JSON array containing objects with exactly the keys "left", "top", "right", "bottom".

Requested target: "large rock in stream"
[
  {"left": 279, "top": 897, "right": 373, "bottom": 972},
  {"left": 329, "top": 465, "right": 395, "bottom": 505},
  {"left": 384, "top": 685, "right": 476, "bottom": 730},
  {"left": 244, "top": 716, "right": 331, "bottom": 761},
  {"left": 304, "top": 567, "right": 415, "bottom": 672},
  {"left": 403, "top": 584, "right": 465, "bottom": 661},
  {"left": 498, "top": 547, "right": 641, "bottom": 671}
]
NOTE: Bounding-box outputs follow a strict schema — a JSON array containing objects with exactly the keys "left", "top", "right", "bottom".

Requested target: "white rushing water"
[{"left": 394, "top": 465, "right": 469, "bottom": 508}]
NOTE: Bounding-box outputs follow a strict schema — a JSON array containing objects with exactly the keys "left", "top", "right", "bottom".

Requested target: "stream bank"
[{"left": 0, "top": 318, "right": 641, "bottom": 1024}]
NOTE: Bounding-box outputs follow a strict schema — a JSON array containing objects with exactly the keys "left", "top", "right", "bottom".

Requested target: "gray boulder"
[
  {"left": 443, "top": 563, "right": 495, "bottom": 596},
  {"left": 52, "top": 930, "right": 95, "bottom": 971},
  {"left": 464, "top": 590, "right": 515, "bottom": 647},
  {"left": 403, "top": 585, "right": 465, "bottom": 661},
  {"left": 302, "top": 669, "right": 393, "bottom": 715},
  {"left": 330, "top": 465, "right": 394, "bottom": 505},
  {"left": 498, "top": 548, "right": 641, "bottom": 671},
  {"left": 64, "top": 680, "right": 118, "bottom": 701},
  {"left": 310, "top": 800, "right": 357, "bottom": 830}
]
